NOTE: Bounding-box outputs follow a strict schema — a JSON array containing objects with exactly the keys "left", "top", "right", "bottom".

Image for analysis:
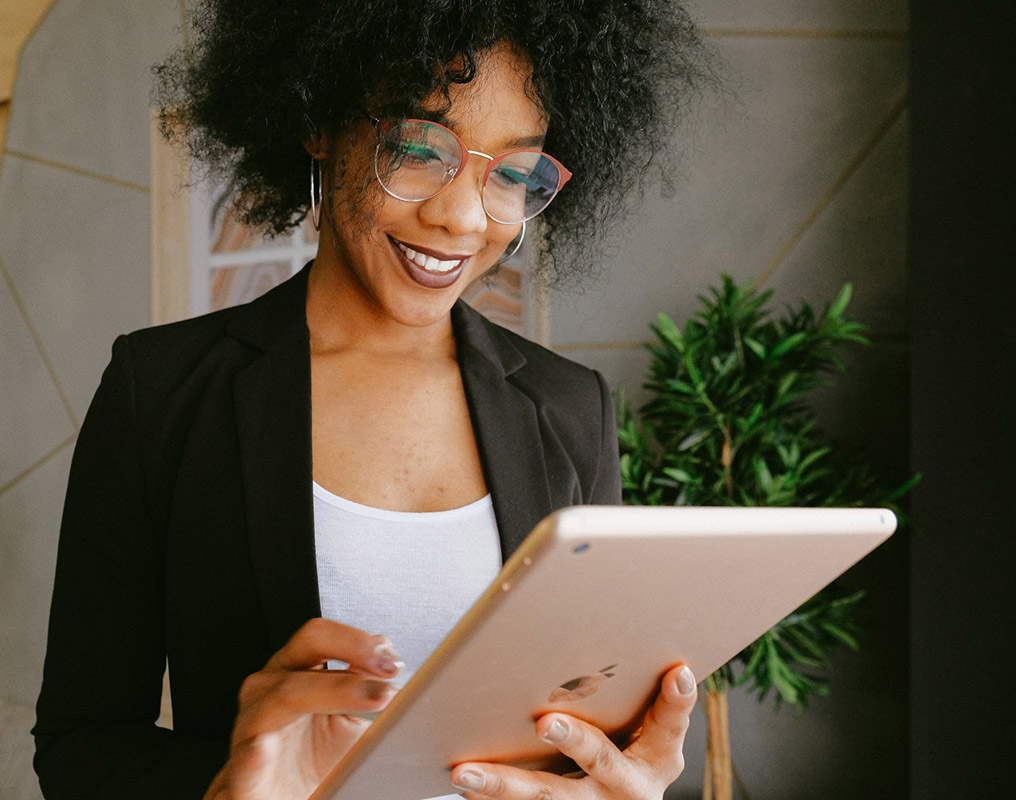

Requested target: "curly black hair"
[{"left": 154, "top": 0, "right": 712, "bottom": 284}]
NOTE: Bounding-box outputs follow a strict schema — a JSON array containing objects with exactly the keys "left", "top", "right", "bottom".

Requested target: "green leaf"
[
  {"left": 787, "top": 626, "right": 832, "bottom": 665},
  {"left": 796, "top": 446, "right": 832, "bottom": 474},
  {"left": 683, "top": 351, "right": 705, "bottom": 390},
  {"left": 741, "top": 640, "right": 766, "bottom": 677},
  {"left": 820, "top": 622, "right": 860, "bottom": 650},
  {"left": 776, "top": 371, "right": 799, "bottom": 400},
  {"left": 770, "top": 331, "right": 808, "bottom": 359},
  {"left": 664, "top": 378, "right": 695, "bottom": 395},
  {"left": 827, "top": 283, "right": 853, "bottom": 320},
  {"left": 754, "top": 459, "right": 774, "bottom": 492},
  {"left": 676, "top": 429, "right": 710, "bottom": 451},
  {"left": 744, "top": 337, "right": 766, "bottom": 359},
  {"left": 662, "top": 467, "right": 696, "bottom": 483},
  {"left": 653, "top": 313, "right": 684, "bottom": 351}
]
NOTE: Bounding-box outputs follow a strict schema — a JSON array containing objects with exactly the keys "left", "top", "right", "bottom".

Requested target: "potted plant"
[{"left": 617, "top": 276, "right": 915, "bottom": 800}]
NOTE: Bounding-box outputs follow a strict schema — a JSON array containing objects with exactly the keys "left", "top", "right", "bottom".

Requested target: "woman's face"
[{"left": 316, "top": 43, "right": 547, "bottom": 330}]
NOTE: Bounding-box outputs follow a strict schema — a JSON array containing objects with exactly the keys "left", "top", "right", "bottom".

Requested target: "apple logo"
[{"left": 548, "top": 664, "right": 617, "bottom": 703}]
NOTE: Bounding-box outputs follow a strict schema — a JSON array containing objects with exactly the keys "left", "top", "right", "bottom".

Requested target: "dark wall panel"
[{"left": 909, "top": 1, "right": 1016, "bottom": 796}]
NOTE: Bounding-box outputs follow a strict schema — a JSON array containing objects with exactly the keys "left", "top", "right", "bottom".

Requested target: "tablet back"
[{"left": 312, "top": 505, "right": 896, "bottom": 800}]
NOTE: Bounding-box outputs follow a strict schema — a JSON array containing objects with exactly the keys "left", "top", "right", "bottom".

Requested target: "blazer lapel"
[
  {"left": 453, "top": 302, "right": 553, "bottom": 559},
  {"left": 229, "top": 267, "right": 320, "bottom": 653}
]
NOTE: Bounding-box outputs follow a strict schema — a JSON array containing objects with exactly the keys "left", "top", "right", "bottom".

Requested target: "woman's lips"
[{"left": 388, "top": 236, "right": 470, "bottom": 289}]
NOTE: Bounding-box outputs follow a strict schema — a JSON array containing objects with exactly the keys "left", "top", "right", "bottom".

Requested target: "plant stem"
[
  {"left": 706, "top": 428, "right": 736, "bottom": 800},
  {"left": 704, "top": 686, "right": 733, "bottom": 800},
  {"left": 721, "top": 426, "right": 735, "bottom": 499}
]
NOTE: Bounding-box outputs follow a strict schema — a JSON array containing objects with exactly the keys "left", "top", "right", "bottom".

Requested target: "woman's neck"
[{"left": 305, "top": 252, "right": 457, "bottom": 359}]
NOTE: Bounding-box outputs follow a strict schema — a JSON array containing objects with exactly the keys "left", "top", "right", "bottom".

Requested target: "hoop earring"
[
  {"left": 310, "top": 157, "right": 322, "bottom": 230},
  {"left": 496, "top": 220, "right": 526, "bottom": 264}
]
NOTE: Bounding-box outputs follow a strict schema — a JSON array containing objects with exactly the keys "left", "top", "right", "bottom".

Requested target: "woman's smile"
[{"left": 388, "top": 235, "right": 471, "bottom": 289}]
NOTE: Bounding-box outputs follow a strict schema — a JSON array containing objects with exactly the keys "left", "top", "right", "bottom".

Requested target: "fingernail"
[
  {"left": 362, "top": 679, "right": 395, "bottom": 701},
  {"left": 540, "top": 718, "right": 570, "bottom": 743},
  {"left": 677, "top": 665, "right": 696, "bottom": 696},
  {"left": 371, "top": 640, "right": 404, "bottom": 676},
  {"left": 452, "top": 769, "right": 484, "bottom": 791}
]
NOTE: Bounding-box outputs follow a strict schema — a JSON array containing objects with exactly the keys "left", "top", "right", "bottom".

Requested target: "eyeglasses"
[{"left": 368, "top": 116, "right": 572, "bottom": 225}]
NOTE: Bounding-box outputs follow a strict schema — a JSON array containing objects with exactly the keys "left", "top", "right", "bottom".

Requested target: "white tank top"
[{"left": 313, "top": 482, "right": 502, "bottom": 800}]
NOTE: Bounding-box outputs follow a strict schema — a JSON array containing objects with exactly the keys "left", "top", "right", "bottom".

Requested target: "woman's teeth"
[{"left": 396, "top": 241, "right": 463, "bottom": 273}]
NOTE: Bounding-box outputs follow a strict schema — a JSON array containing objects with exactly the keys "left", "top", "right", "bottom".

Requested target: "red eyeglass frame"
[{"left": 369, "top": 116, "right": 573, "bottom": 224}]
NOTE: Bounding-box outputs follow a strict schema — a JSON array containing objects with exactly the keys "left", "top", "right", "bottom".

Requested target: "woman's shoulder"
[
  {"left": 452, "top": 301, "right": 621, "bottom": 505},
  {"left": 454, "top": 300, "right": 602, "bottom": 375},
  {"left": 122, "top": 303, "right": 244, "bottom": 359},
  {"left": 117, "top": 268, "right": 309, "bottom": 384},
  {"left": 451, "top": 300, "right": 609, "bottom": 409}
]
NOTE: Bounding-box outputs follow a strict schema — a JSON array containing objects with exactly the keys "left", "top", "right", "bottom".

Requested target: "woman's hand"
[
  {"left": 450, "top": 664, "right": 697, "bottom": 800},
  {"left": 204, "top": 618, "right": 402, "bottom": 800}
]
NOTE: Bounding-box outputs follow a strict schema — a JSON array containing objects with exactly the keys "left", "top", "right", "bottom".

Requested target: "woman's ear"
[
  {"left": 300, "top": 124, "right": 329, "bottom": 158},
  {"left": 301, "top": 129, "right": 329, "bottom": 159}
]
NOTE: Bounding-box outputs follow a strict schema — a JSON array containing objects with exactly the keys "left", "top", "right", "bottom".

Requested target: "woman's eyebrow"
[
  {"left": 408, "top": 108, "right": 547, "bottom": 151},
  {"left": 508, "top": 133, "right": 547, "bottom": 149},
  {"left": 470, "top": 128, "right": 548, "bottom": 152},
  {"left": 412, "top": 108, "right": 450, "bottom": 124}
]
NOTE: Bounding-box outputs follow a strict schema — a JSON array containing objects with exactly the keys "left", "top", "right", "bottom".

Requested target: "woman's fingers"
[
  {"left": 450, "top": 664, "right": 697, "bottom": 800},
  {"left": 264, "top": 617, "right": 403, "bottom": 677},
  {"left": 234, "top": 668, "right": 395, "bottom": 741},
  {"left": 450, "top": 763, "right": 571, "bottom": 800},
  {"left": 450, "top": 717, "right": 641, "bottom": 799},
  {"left": 535, "top": 714, "right": 636, "bottom": 788},
  {"left": 623, "top": 664, "right": 697, "bottom": 779}
]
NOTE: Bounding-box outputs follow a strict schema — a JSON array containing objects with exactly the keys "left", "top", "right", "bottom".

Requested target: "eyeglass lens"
[{"left": 374, "top": 120, "right": 564, "bottom": 224}]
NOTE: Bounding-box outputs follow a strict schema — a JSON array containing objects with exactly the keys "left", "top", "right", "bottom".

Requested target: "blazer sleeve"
[
  {"left": 33, "top": 335, "right": 225, "bottom": 799},
  {"left": 589, "top": 369, "right": 623, "bottom": 505}
]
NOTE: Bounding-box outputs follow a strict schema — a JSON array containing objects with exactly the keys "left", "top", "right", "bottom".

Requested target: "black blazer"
[{"left": 33, "top": 264, "right": 621, "bottom": 799}]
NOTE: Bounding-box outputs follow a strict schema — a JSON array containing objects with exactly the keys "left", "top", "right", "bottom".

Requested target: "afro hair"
[{"left": 154, "top": 0, "right": 712, "bottom": 284}]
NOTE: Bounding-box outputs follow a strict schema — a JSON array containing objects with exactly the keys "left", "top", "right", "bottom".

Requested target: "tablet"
[{"left": 311, "top": 505, "right": 896, "bottom": 800}]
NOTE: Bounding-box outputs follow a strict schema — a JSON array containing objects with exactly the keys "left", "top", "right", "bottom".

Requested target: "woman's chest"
[{"left": 310, "top": 352, "right": 488, "bottom": 511}]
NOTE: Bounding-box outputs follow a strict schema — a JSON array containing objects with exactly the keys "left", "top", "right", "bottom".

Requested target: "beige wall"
[
  {"left": 0, "top": 2, "right": 185, "bottom": 797},
  {"left": 0, "top": 2, "right": 909, "bottom": 798},
  {"left": 0, "top": 1, "right": 56, "bottom": 174}
]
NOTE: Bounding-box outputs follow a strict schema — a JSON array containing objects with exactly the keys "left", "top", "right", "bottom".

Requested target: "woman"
[{"left": 34, "top": 1, "right": 711, "bottom": 798}]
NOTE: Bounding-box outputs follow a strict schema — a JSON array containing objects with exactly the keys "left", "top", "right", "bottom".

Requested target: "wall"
[
  {"left": 909, "top": 1, "right": 1016, "bottom": 796},
  {"left": 0, "top": 1, "right": 185, "bottom": 797},
  {"left": 0, "top": 1, "right": 909, "bottom": 798},
  {"left": 1, "top": 1, "right": 57, "bottom": 168}
]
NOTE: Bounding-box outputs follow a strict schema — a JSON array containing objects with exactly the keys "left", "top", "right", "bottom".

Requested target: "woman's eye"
[
  {"left": 394, "top": 142, "right": 442, "bottom": 167},
  {"left": 490, "top": 165, "right": 530, "bottom": 189}
]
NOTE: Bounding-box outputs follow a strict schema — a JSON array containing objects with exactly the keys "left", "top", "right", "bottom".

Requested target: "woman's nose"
[{"left": 418, "top": 154, "right": 490, "bottom": 235}]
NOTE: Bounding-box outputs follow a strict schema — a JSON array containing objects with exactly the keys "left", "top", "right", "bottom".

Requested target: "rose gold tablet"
[{"left": 311, "top": 505, "right": 896, "bottom": 800}]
